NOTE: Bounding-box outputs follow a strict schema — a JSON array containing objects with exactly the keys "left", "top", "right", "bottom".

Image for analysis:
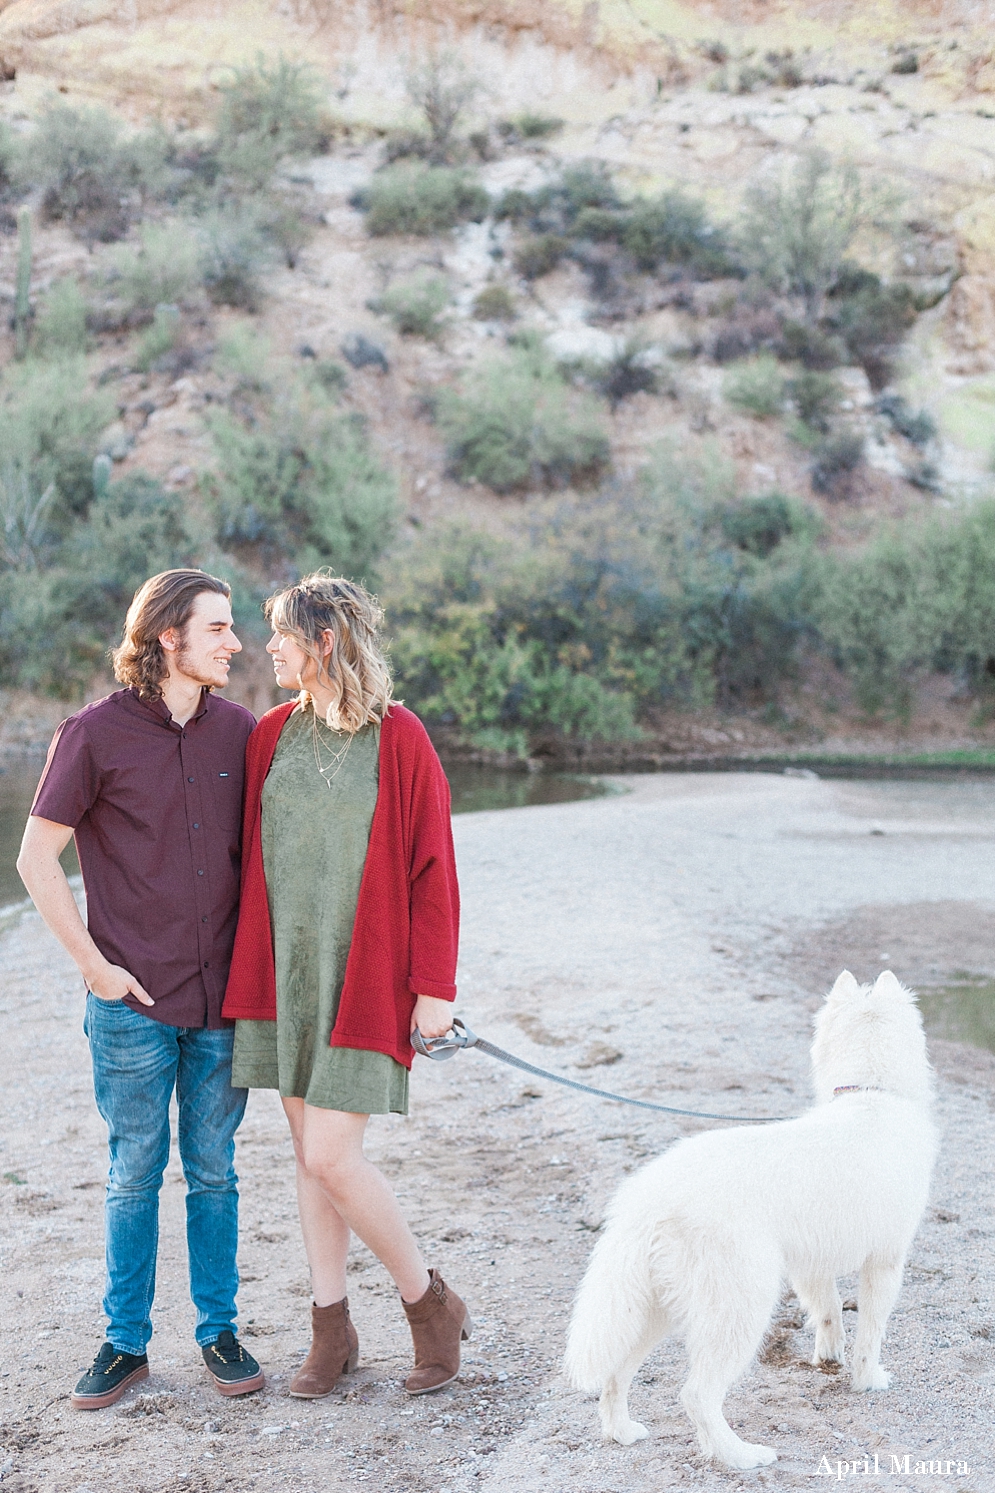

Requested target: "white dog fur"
[{"left": 563, "top": 970, "right": 938, "bottom": 1470}]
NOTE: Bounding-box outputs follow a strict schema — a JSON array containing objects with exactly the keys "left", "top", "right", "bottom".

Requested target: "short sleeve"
[{"left": 31, "top": 718, "right": 100, "bottom": 830}]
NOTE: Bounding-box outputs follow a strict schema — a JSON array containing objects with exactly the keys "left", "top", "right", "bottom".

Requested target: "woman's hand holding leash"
[{"left": 410, "top": 994, "right": 455, "bottom": 1041}]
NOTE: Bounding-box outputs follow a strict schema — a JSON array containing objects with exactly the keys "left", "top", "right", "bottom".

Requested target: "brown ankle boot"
[
  {"left": 288, "top": 1298, "right": 359, "bottom": 1398},
  {"left": 401, "top": 1269, "right": 472, "bottom": 1395}
]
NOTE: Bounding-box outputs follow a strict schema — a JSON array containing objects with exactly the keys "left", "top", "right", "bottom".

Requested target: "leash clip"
[{"left": 411, "top": 1016, "right": 477, "bottom": 1061}]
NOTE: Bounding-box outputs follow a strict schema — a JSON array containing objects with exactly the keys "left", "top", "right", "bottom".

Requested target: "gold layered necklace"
[{"left": 310, "top": 707, "right": 353, "bottom": 787}]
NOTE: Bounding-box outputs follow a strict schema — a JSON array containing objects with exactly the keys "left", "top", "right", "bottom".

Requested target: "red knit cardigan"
[{"left": 221, "top": 702, "right": 459, "bottom": 1069}]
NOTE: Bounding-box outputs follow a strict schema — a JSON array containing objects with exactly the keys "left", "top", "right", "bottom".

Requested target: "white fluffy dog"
[{"left": 564, "top": 970, "right": 938, "bottom": 1470}]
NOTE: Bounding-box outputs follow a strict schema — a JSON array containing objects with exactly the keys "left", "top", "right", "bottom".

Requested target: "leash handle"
[
  {"left": 412, "top": 1016, "right": 791, "bottom": 1122},
  {"left": 411, "top": 1016, "right": 478, "bottom": 1061}
]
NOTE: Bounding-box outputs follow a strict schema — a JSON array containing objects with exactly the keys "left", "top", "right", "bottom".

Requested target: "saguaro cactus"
[{"left": 14, "top": 207, "right": 31, "bottom": 359}]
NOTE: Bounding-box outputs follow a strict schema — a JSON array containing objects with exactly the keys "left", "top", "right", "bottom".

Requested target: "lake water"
[{"left": 0, "top": 758, "right": 609, "bottom": 911}]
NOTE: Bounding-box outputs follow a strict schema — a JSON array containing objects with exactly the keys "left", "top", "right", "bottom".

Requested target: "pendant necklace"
[{"left": 311, "top": 708, "right": 353, "bottom": 787}]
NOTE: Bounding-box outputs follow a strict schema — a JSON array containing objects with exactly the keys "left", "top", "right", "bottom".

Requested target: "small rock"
[{"left": 341, "top": 333, "right": 389, "bottom": 373}]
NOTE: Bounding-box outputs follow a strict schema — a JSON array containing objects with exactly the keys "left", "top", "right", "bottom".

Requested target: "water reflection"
[{"left": 0, "top": 759, "right": 609, "bottom": 909}]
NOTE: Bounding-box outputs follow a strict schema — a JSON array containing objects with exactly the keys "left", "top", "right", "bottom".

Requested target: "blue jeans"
[{"left": 84, "top": 994, "right": 248, "bottom": 1355}]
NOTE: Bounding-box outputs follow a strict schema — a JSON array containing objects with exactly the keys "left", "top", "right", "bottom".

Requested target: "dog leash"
[{"left": 412, "top": 1018, "right": 793, "bottom": 1123}]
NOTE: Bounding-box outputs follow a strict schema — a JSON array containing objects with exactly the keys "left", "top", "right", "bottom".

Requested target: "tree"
[{"left": 739, "top": 150, "right": 863, "bottom": 324}]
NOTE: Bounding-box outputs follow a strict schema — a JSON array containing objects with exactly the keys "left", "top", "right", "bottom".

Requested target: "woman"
[{"left": 223, "top": 573, "right": 470, "bottom": 1399}]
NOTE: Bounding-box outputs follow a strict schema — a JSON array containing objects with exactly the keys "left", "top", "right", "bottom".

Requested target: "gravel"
[{"left": 0, "top": 770, "right": 992, "bottom": 1493}]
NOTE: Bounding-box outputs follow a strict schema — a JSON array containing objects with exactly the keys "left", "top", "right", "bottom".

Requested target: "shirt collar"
[{"left": 128, "top": 686, "right": 210, "bottom": 729}]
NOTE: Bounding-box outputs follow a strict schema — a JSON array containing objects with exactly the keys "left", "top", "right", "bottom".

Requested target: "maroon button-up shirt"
[{"left": 32, "top": 687, "right": 255, "bottom": 1029}]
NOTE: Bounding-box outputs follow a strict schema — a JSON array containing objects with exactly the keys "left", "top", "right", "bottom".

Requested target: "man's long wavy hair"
[
  {"left": 112, "top": 570, "right": 231, "bottom": 700},
  {"left": 267, "top": 573, "right": 393, "bottom": 733}
]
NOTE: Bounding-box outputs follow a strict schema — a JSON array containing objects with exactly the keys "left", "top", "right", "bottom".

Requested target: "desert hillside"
[{"left": 5, "top": 0, "right": 995, "bottom": 757}]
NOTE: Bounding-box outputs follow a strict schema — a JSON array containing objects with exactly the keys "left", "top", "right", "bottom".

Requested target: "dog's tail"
[{"left": 564, "top": 1213, "right": 662, "bottom": 1393}]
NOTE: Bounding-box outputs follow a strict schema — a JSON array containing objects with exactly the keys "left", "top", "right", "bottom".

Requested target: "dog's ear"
[
  {"left": 873, "top": 969, "right": 904, "bottom": 998},
  {"left": 827, "top": 969, "right": 861, "bottom": 1003}
]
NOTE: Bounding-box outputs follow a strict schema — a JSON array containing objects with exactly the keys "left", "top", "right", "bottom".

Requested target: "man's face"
[{"left": 163, "top": 591, "right": 241, "bottom": 690}]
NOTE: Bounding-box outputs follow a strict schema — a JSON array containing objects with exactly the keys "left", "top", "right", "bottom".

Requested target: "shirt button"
[
  {"left": 188, "top": 776, "right": 195, "bottom": 783},
  {"left": 203, "top": 960, "right": 210, "bottom": 968},
  {"left": 202, "top": 916, "right": 208, "bottom": 924},
  {"left": 193, "top": 822, "right": 200, "bottom": 829},
  {"left": 197, "top": 869, "right": 204, "bottom": 876}
]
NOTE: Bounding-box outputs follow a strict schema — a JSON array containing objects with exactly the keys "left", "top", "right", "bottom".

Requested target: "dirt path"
[{"left": 1, "top": 773, "right": 993, "bottom": 1493}]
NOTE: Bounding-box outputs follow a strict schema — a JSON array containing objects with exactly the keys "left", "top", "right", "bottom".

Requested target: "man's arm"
[{"left": 16, "top": 816, "right": 153, "bottom": 1005}]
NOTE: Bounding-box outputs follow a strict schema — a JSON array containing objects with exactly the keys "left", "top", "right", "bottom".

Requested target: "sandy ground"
[{"left": 1, "top": 771, "right": 994, "bottom": 1493}]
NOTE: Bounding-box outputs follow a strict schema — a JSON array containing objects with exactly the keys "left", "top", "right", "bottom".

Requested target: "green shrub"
[
  {"left": 739, "top": 151, "right": 864, "bottom": 323},
  {"left": 787, "top": 370, "right": 842, "bottom": 431},
  {"left": 215, "top": 55, "right": 332, "bottom": 188},
  {"left": 360, "top": 164, "right": 489, "bottom": 236},
  {"left": 827, "top": 274, "right": 917, "bottom": 388},
  {"left": 723, "top": 354, "right": 785, "bottom": 418},
  {"left": 258, "top": 186, "right": 317, "bottom": 269},
  {"left": 811, "top": 430, "right": 865, "bottom": 495},
  {"left": 472, "top": 284, "right": 516, "bottom": 320},
  {"left": 877, "top": 393, "right": 936, "bottom": 446},
  {"left": 623, "top": 191, "right": 734, "bottom": 275},
  {"left": 435, "top": 347, "right": 610, "bottom": 492},
  {"left": 719, "top": 493, "right": 814, "bottom": 557},
  {"left": 134, "top": 304, "right": 182, "bottom": 372},
  {"left": 0, "top": 359, "right": 114, "bottom": 524},
  {"left": 496, "top": 162, "right": 619, "bottom": 235},
  {"left": 110, "top": 222, "right": 203, "bottom": 316},
  {"left": 510, "top": 112, "right": 565, "bottom": 140},
  {"left": 592, "top": 341, "right": 660, "bottom": 409},
  {"left": 22, "top": 105, "right": 177, "bottom": 243},
  {"left": 0, "top": 474, "right": 199, "bottom": 693},
  {"left": 513, "top": 233, "right": 568, "bottom": 280},
  {"left": 404, "top": 51, "right": 481, "bottom": 165},
  {"left": 777, "top": 319, "right": 846, "bottom": 369},
  {"left": 206, "top": 383, "right": 396, "bottom": 576},
  {"left": 34, "top": 278, "right": 90, "bottom": 357},
  {"left": 370, "top": 270, "right": 450, "bottom": 338},
  {"left": 198, "top": 206, "right": 272, "bottom": 310}
]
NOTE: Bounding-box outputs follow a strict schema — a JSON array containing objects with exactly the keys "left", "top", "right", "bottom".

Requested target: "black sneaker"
[
  {"left": 202, "top": 1330, "right": 265, "bottom": 1396},
  {"left": 71, "top": 1342, "right": 149, "bottom": 1409}
]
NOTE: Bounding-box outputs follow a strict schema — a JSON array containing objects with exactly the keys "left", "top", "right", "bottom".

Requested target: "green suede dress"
[{"left": 231, "top": 706, "right": 409, "bottom": 1114}]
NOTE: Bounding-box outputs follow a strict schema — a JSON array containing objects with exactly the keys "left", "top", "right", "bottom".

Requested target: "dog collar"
[{"left": 832, "top": 1085, "right": 884, "bottom": 1097}]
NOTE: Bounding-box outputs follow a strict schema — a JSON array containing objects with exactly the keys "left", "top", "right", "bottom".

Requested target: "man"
[{"left": 17, "top": 569, "right": 261, "bottom": 1408}]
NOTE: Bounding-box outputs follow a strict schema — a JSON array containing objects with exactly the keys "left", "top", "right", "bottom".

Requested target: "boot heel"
[
  {"left": 461, "top": 1312, "right": 473, "bottom": 1342},
  {"left": 345, "top": 1347, "right": 360, "bottom": 1374}
]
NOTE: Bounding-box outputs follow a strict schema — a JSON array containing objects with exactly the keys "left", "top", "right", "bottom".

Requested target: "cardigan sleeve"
[{"left": 405, "top": 724, "right": 460, "bottom": 1001}]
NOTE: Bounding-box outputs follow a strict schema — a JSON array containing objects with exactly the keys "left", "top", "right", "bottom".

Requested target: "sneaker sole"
[
  {"left": 206, "top": 1367, "right": 266, "bottom": 1397},
  {"left": 71, "top": 1362, "right": 149, "bottom": 1410}
]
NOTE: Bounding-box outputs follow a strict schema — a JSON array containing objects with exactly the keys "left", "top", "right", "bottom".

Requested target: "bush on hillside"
[
  {"left": 109, "top": 222, "right": 203, "bottom": 318},
  {"left": 723, "top": 354, "right": 785, "bottom": 419},
  {"left": 472, "top": 284, "right": 517, "bottom": 321},
  {"left": 623, "top": 191, "right": 735, "bottom": 275},
  {"left": 198, "top": 206, "right": 272, "bottom": 311},
  {"left": 513, "top": 233, "right": 568, "bottom": 280},
  {"left": 206, "top": 387, "right": 396, "bottom": 578},
  {"left": 739, "top": 150, "right": 864, "bottom": 323},
  {"left": 215, "top": 55, "right": 333, "bottom": 188},
  {"left": 22, "top": 105, "right": 177, "bottom": 243},
  {"left": 359, "top": 163, "right": 489, "bottom": 236},
  {"left": 0, "top": 474, "right": 199, "bottom": 693},
  {"left": 877, "top": 393, "right": 937, "bottom": 447},
  {"left": 369, "top": 271, "right": 450, "bottom": 338},
  {"left": 33, "top": 278, "right": 90, "bottom": 357},
  {"left": 404, "top": 51, "right": 481, "bottom": 165},
  {"left": 435, "top": 346, "right": 610, "bottom": 492},
  {"left": 787, "top": 370, "right": 843, "bottom": 431},
  {"left": 810, "top": 429, "right": 865, "bottom": 496},
  {"left": 1, "top": 360, "right": 114, "bottom": 527}
]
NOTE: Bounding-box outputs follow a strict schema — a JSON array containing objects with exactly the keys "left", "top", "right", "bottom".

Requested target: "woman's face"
[{"left": 266, "top": 629, "right": 329, "bottom": 692}]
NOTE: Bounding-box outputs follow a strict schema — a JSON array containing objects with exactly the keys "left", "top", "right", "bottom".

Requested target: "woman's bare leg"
[{"left": 283, "top": 1098, "right": 430, "bottom": 1304}]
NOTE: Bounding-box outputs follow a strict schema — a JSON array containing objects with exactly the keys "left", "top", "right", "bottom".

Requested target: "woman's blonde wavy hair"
[{"left": 266, "top": 573, "right": 393, "bottom": 733}]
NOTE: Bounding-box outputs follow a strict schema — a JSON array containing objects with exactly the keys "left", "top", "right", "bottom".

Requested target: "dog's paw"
[
  {"left": 813, "top": 1332, "right": 845, "bottom": 1366},
  {"left": 721, "top": 1441, "right": 778, "bottom": 1470},
  {"left": 609, "top": 1420, "right": 649, "bottom": 1446},
  {"left": 853, "top": 1365, "right": 890, "bottom": 1392}
]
